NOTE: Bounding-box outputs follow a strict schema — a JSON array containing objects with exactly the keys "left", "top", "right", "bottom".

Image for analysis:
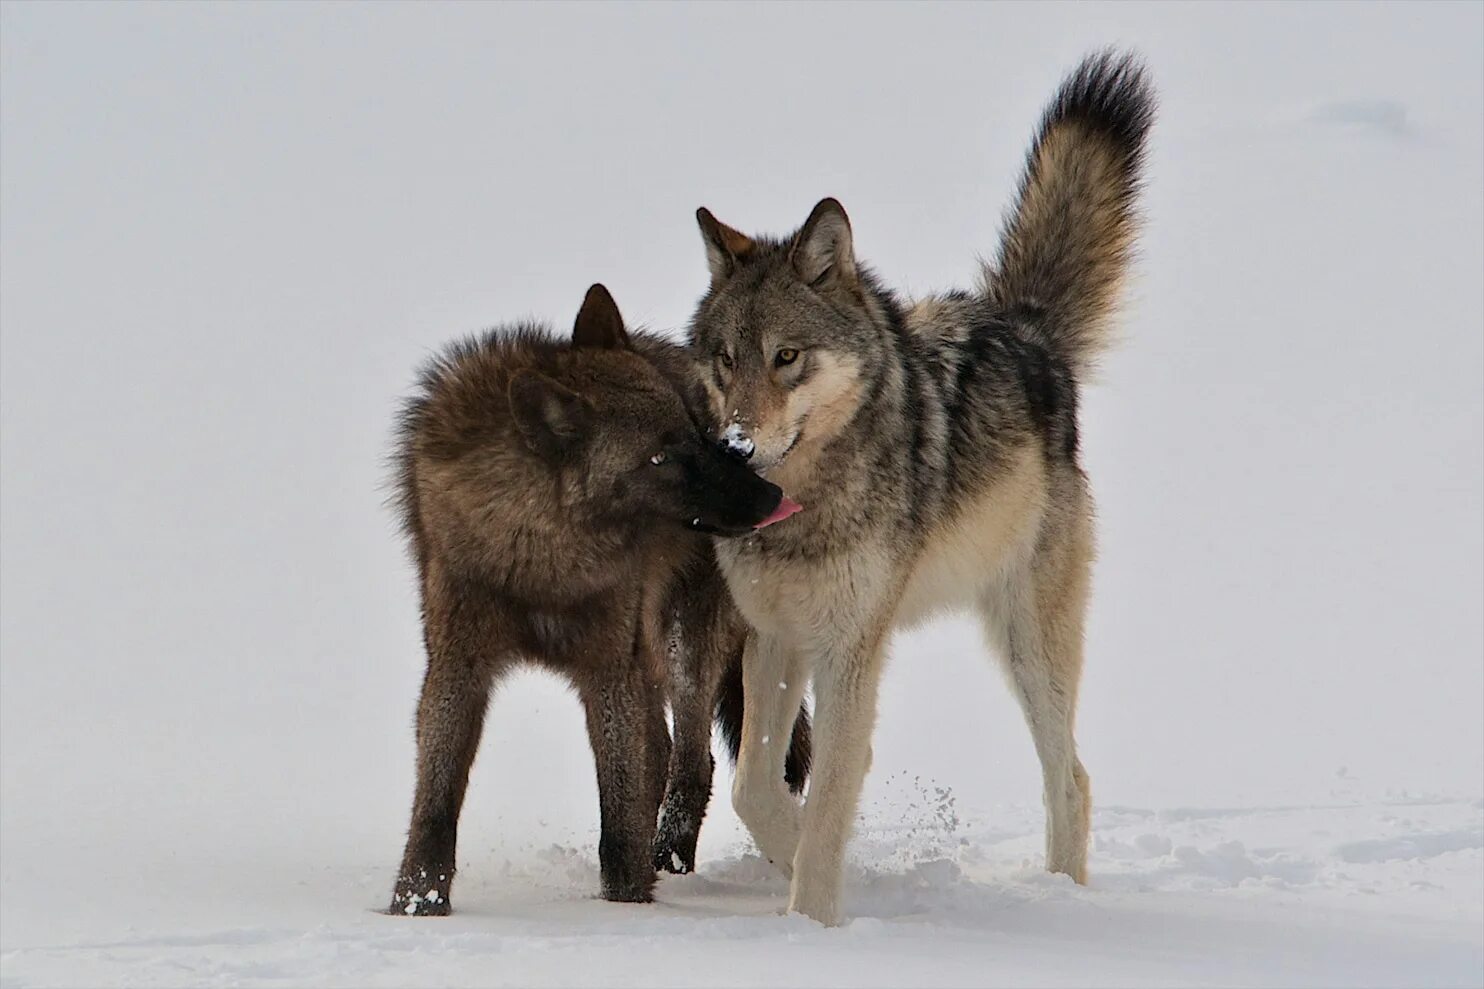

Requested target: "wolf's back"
[{"left": 987, "top": 50, "right": 1154, "bottom": 375}]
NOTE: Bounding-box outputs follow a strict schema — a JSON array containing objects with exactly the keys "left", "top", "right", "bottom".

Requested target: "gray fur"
[{"left": 686, "top": 51, "right": 1154, "bottom": 925}]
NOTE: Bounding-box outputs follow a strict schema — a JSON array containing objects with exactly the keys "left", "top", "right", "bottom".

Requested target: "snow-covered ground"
[
  {"left": 2, "top": 3, "right": 1480, "bottom": 987},
  {"left": 3, "top": 793, "right": 1480, "bottom": 987}
]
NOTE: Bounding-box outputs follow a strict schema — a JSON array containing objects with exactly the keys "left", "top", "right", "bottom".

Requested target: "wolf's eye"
[
  {"left": 717, "top": 351, "right": 734, "bottom": 369},
  {"left": 649, "top": 452, "right": 667, "bottom": 466},
  {"left": 775, "top": 348, "right": 799, "bottom": 367}
]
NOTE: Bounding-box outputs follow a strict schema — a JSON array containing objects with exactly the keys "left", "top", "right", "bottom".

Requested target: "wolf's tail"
[
  {"left": 715, "top": 658, "right": 811, "bottom": 795},
  {"left": 987, "top": 50, "right": 1154, "bottom": 375}
]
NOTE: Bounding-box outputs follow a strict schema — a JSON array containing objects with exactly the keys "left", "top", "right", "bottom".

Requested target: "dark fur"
[{"left": 388, "top": 286, "right": 809, "bottom": 916}]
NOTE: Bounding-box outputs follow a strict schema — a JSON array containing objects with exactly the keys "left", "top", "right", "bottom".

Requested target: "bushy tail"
[
  {"left": 987, "top": 49, "right": 1155, "bottom": 374},
  {"left": 715, "top": 658, "right": 811, "bottom": 795}
]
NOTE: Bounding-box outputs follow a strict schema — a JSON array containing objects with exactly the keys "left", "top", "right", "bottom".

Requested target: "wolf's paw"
[
  {"left": 653, "top": 842, "right": 696, "bottom": 875},
  {"left": 652, "top": 819, "right": 700, "bottom": 875},
  {"left": 389, "top": 874, "right": 452, "bottom": 916},
  {"left": 599, "top": 880, "right": 656, "bottom": 904},
  {"left": 787, "top": 886, "right": 842, "bottom": 927}
]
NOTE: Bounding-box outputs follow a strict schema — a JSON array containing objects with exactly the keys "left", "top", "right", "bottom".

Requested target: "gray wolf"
[
  {"left": 685, "top": 51, "right": 1154, "bottom": 925},
  {"left": 388, "top": 284, "right": 809, "bottom": 914}
]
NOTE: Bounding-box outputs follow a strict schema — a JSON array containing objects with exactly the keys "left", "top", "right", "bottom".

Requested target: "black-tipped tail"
[{"left": 988, "top": 49, "right": 1155, "bottom": 373}]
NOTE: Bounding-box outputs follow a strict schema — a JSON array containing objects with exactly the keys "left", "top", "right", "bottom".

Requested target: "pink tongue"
[{"left": 755, "top": 496, "right": 803, "bottom": 529}]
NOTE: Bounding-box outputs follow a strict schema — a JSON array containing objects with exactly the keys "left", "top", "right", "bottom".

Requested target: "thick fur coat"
[
  {"left": 686, "top": 51, "right": 1154, "bottom": 925},
  {"left": 388, "top": 286, "right": 809, "bottom": 914}
]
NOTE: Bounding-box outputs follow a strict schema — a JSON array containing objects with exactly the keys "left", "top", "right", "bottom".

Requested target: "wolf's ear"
[
  {"left": 791, "top": 198, "right": 856, "bottom": 289},
  {"left": 696, "top": 207, "right": 756, "bottom": 285},
  {"left": 509, "top": 370, "right": 592, "bottom": 456},
  {"left": 572, "top": 283, "right": 629, "bottom": 350}
]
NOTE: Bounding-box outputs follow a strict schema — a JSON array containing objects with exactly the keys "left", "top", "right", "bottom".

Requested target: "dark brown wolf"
[{"left": 388, "top": 285, "right": 809, "bottom": 915}]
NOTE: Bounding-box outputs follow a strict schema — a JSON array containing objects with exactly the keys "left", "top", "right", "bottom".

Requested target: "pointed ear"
[
  {"left": 509, "top": 370, "right": 591, "bottom": 456},
  {"left": 790, "top": 198, "right": 856, "bottom": 289},
  {"left": 572, "top": 283, "right": 629, "bottom": 350},
  {"left": 696, "top": 207, "right": 756, "bottom": 285}
]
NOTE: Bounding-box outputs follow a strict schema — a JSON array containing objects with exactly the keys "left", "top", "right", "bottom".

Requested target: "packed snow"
[
  {"left": 2, "top": 788, "right": 1478, "bottom": 987},
  {"left": 2, "top": 3, "right": 1480, "bottom": 987}
]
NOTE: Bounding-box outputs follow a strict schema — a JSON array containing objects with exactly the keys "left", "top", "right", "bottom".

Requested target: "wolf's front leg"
[
  {"left": 582, "top": 664, "right": 671, "bottom": 902},
  {"left": 653, "top": 660, "right": 719, "bottom": 875},
  {"left": 731, "top": 632, "right": 809, "bottom": 876},
  {"left": 787, "top": 629, "right": 888, "bottom": 926},
  {"left": 653, "top": 587, "right": 736, "bottom": 875},
  {"left": 390, "top": 637, "right": 499, "bottom": 917}
]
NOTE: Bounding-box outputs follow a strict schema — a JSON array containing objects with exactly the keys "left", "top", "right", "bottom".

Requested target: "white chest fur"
[{"left": 716, "top": 537, "right": 895, "bottom": 649}]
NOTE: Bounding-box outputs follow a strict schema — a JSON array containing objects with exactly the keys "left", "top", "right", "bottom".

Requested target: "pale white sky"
[{"left": 1, "top": 3, "right": 1480, "bottom": 875}]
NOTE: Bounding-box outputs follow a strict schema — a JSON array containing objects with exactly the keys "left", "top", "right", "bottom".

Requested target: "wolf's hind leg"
[
  {"left": 980, "top": 518, "right": 1093, "bottom": 884},
  {"left": 391, "top": 620, "right": 504, "bottom": 917}
]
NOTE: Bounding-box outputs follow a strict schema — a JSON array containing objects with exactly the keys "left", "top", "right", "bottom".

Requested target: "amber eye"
[
  {"left": 649, "top": 452, "right": 667, "bottom": 466},
  {"left": 775, "top": 348, "right": 799, "bottom": 367},
  {"left": 717, "top": 352, "right": 734, "bottom": 369}
]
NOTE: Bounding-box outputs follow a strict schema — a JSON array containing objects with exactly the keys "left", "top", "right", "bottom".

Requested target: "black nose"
[{"left": 754, "top": 478, "right": 783, "bottom": 516}]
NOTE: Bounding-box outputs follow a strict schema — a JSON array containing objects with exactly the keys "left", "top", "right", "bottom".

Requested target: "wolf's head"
[
  {"left": 687, "top": 199, "right": 889, "bottom": 484},
  {"left": 510, "top": 284, "right": 797, "bottom": 537}
]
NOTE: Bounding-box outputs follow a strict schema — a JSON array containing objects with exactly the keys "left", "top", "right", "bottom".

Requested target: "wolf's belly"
[{"left": 894, "top": 451, "right": 1048, "bottom": 629}]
